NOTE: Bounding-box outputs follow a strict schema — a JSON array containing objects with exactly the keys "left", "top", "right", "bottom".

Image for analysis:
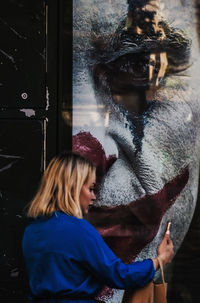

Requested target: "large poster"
[{"left": 72, "top": 0, "right": 200, "bottom": 302}]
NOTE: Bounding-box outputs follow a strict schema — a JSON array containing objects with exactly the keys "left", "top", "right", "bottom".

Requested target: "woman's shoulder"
[
  {"left": 52, "top": 212, "right": 101, "bottom": 249},
  {"left": 25, "top": 211, "right": 99, "bottom": 242},
  {"left": 53, "top": 211, "right": 98, "bottom": 235}
]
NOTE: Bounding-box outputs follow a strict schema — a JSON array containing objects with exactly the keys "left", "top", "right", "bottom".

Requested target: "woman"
[{"left": 22, "top": 152, "right": 174, "bottom": 303}]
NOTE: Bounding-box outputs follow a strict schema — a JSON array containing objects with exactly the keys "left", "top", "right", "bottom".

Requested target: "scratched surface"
[
  {"left": 0, "top": 0, "right": 46, "bottom": 107},
  {"left": 0, "top": 1, "right": 46, "bottom": 300}
]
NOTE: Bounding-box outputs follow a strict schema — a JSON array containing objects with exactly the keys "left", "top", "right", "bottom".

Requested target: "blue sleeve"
[{"left": 78, "top": 220, "right": 155, "bottom": 289}]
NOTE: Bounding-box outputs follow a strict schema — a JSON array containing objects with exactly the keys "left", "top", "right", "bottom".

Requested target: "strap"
[
  {"left": 157, "top": 257, "right": 165, "bottom": 284},
  {"left": 157, "top": 257, "right": 167, "bottom": 295}
]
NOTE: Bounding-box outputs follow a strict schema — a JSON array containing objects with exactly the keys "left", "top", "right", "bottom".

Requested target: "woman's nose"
[{"left": 92, "top": 192, "right": 96, "bottom": 200}]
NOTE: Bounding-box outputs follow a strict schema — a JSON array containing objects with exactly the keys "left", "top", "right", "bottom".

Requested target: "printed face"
[
  {"left": 79, "top": 173, "right": 96, "bottom": 215},
  {"left": 72, "top": 0, "right": 200, "bottom": 301}
]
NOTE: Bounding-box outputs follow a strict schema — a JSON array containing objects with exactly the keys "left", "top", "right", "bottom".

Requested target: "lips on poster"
[{"left": 72, "top": 0, "right": 200, "bottom": 302}]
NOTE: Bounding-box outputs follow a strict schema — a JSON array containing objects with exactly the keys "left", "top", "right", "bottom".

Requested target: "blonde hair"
[{"left": 27, "top": 152, "right": 95, "bottom": 219}]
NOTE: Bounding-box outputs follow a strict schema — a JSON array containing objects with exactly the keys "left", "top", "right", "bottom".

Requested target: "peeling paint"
[
  {"left": 46, "top": 86, "right": 49, "bottom": 110},
  {"left": 10, "top": 268, "right": 19, "bottom": 278},
  {"left": 16, "top": 214, "right": 22, "bottom": 219},
  {"left": 20, "top": 109, "right": 36, "bottom": 117}
]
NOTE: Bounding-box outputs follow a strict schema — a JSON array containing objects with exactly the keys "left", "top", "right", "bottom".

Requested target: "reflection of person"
[
  {"left": 22, "top": 152, "right": 173, "bottom": 303},
  {"left": 72, "top": 0, "right": 200, "bottom": 301}
]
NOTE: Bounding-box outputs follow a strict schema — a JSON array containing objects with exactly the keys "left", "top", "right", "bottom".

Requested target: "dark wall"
[{"left": 0, "top": 0, "right": 71, "bottom": 301}]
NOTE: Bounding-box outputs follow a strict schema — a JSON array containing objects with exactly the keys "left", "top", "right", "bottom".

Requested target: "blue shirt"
[{"left": 22, "top": 212, "right": 155, "bottom": 302}]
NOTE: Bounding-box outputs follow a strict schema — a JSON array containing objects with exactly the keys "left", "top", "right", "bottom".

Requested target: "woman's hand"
[{"left": 157, "top": 232, "right": 174, "bottom": 266}]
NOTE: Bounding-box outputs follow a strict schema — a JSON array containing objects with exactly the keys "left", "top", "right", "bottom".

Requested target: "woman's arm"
[
  {"left": 77, "top": 220, "right": 155, "bottom": 289},
  {"left": 78, "top": 220, "right": 174, "bottom": 289}
]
